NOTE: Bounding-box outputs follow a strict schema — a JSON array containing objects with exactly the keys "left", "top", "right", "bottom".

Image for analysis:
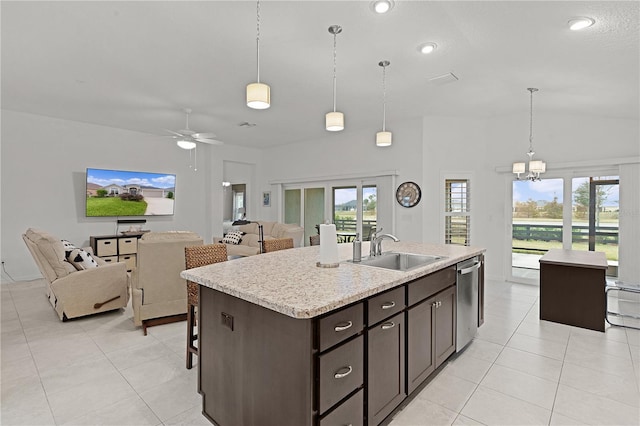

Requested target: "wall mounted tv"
[{"left": 86, "top": 168, "right": 176, "bottom": 217}]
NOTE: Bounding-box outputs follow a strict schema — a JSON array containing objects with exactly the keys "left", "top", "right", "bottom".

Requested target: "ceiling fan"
[{"left": 165, "top": 108, "right": 223, "bottom": 150}]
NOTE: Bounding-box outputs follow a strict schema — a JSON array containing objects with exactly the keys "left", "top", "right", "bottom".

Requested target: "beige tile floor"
[{"left": 2, "top": 278, "right": 639, "bottom": 426}]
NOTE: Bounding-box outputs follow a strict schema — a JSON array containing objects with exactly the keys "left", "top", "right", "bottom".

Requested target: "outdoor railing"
[{"left": 512, "top": 224, "right": 619, "bottom": 245}]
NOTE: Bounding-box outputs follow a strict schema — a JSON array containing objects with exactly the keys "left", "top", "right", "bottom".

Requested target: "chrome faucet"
[{"left": 369, "top": 228, "right": 400, "bottom": 257}]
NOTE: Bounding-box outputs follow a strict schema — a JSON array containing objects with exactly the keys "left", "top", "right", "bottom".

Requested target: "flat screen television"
[{"left": 86, "top": 168, "right": 176, "bottom": 217}]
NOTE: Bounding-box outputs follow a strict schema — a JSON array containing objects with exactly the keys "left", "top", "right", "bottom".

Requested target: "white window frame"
[{"left": 441, "top": 173, "right": 472, "bottom": 246}]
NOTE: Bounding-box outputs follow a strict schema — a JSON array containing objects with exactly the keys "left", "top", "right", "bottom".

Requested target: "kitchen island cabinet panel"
[{"left": 199, "top": 287, "right": 314, "bottom": 426}]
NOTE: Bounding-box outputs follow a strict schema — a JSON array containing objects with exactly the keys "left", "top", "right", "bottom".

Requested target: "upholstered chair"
[{"left": 22, "top": 228, "right": 129, "bottom": 321}]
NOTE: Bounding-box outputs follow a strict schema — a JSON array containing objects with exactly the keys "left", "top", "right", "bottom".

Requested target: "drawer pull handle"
[
  {"left": 334, "top": 321, "right": 353, "bottom": 332},
  {"left": 381, "top": 301, "right": 396, "bottom": 310},
  {"left": 381, "top": 321, "right": 395, "bottom": 330},
  {"left": 334, "top": 366, "right": 353, "bottom": 379},
  {"left": 104, "top": 242, "right": 111, "bottom": 245}
]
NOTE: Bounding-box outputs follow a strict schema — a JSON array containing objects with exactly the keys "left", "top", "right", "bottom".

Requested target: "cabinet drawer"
[
  {"left": 101, "top": 256, "right": 118, "bottom": 264},
  {"left": 118, "top": 254, "right": 136, "bottom": 271},
  {"left": 319, "top": 302, "right": 364, "bottom": 352},
  {"left": 367, "top": 286, "right": 405, "bottom": 326},
  {"left": 407, "top": 266, "right": 456, "bottom": 307},
  {"left": 118, "top": 237, "right": 138, "bottom": 254},
  {"left": 319, "top": 388, "right": 363, "bottom": 426},
  {"left": 318, "top": 335, "right": 363, "bottom": 415},
  {"left": 95, "top": 238, "right": 117, "bottom": 256}
]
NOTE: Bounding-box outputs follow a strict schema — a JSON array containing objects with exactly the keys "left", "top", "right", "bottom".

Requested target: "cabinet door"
[
  {"left": 367, "top": 312, "right": 405, "bottom": 426},
  {"left": 407, "top": 297, "right": 435, "bottom": 394},
  {"left": 434, "top": 286, "right": 456, "bottom": 369}
]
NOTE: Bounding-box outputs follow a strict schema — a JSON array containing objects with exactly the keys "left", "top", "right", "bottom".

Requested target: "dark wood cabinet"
[
  {"left": 434, "top": 285, "right": 456, "bottom": 368},
  {"left": 406, "top": 263, "right": 457, "bottom": 395},
  {"left": 367, "top": 311, "right": 405, "bottom": 426},
  {"left": 407, "top": 297, "right": 434, "bottom": 394}
]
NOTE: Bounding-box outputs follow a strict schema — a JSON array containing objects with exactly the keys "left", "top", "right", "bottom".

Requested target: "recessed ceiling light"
[
  {"left": 370, "top": 0, "right": 394, "bottom": 14},
  {"left": 417, "top": 42, "right": 437, "bottom": 54},
  {"left": 568, "top": 17, "right": 595, "bottom": 31}
]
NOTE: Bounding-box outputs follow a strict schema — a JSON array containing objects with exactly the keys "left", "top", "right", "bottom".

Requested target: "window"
[
  {"left": 333, "top": 185, "right": 378, "bottom": 242},
  {"left": 445, "top": 179, "right": 470, "bottom": 246}
]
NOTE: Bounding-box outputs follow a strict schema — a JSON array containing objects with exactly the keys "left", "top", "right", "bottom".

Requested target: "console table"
[
  {"left": 539, "top": 249, "right": 608, "bottom": 332},
  {"left": 90, "top": 232, "right": 147, "bottom": 271}
]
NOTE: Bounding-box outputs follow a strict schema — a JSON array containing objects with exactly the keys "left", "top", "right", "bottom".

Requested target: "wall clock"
[{"left": 396, "top": 181, "right": 422, "bottom": 208}]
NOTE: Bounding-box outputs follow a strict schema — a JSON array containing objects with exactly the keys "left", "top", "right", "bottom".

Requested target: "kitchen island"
[{"left": 181, "top": 241, "right": 485, "bottom": 426}]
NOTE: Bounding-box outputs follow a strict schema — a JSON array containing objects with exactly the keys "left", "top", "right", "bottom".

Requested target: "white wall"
[
  {"left": 0, "top": 110, "right": 261, "bottom": 280},
  {"left": 260, "top": 118, "right": 424, "bottom": 241}
]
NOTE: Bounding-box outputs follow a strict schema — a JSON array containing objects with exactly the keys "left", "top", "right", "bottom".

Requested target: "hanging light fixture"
[
  {"left": 513, "top": 88, "right": 546, "bottom": 181},
  {"left": 376, "top": 60, "right": 392, "bottom": 147},
  {"left": 326, "top": 25, "right": 344, "bottom": 131},
  {"left": 246, "top": 0, "right": 270, "bottom": 109}
]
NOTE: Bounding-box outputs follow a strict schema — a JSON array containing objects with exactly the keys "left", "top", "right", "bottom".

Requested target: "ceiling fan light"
[
  {"left": 326, "top": 111, "right": 344, "bottom": 131},
  {"left": 246, "top": 82, "right": 271, "bottom": 109},
  {"left": 376, "top": 131, "right": 392, "bottom": 146},
  {"left": 177, "top": 140, "right": 196, "bottom": 150}
]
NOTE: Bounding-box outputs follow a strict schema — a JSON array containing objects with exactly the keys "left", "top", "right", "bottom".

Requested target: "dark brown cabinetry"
[
  {"left": 406, "top": 267, "right": 457, "bottom": 394},
  {"left": 367, "top": 311, "right": 406, "bottom": 425},
  {"left": 196, "top": 259, "right": 481, "bottom": 426}
]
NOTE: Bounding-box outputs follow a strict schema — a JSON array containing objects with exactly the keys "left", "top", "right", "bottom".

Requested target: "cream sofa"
[
  {"left": 216, "top": 221, "right": 304, "bottom": 257},
  {"left": 131, "top": 231, "right": 203, "bottom": 334},
  {"left": 22, "top": 228, "right": 130, "bottom": 321}
]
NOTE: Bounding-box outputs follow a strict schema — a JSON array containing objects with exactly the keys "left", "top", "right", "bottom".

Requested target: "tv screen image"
[{"left": 86, "top": 168, "right": 176, "bottom": 217}]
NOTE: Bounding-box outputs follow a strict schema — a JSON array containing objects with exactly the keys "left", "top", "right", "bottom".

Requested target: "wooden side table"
[{"left": 539, "top": 249, "right": 608, "bottom": 332}]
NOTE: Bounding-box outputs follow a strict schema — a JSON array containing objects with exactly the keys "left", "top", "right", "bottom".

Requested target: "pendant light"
[
  {"left": 246, "top": 0, "right": 270, "bottom": 109},
  {"left": 326, "top": 25, "right": 344, "bottom": 131},
  {"left": 513, "top": 88, "right": 546, "bottom": 181},
  {"left": 376, "top": 60, "right": 392, "bottom": 147}
]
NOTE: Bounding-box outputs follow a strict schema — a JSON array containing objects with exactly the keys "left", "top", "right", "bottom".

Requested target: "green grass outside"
[
  {"left": 87, "top": 197, "right": 148, "bottom": 216},
  {"left": 512, "top": 239, "right": 618, "bottom": 261},
  {"left": 334, "top": 210, "right": 377, "bottom": 221}
]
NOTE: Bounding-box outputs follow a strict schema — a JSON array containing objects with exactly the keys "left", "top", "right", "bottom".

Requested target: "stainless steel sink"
[{"left": 349, "top": 252, "right": 445, "bottom": 271}]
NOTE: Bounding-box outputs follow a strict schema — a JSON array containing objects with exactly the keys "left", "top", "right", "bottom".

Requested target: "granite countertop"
[
  {"left": 539, "top": 248, "right": 608, "bottom": 269},
  {"left": 181, "top": 241, "right": 485, "bottom": 319}
]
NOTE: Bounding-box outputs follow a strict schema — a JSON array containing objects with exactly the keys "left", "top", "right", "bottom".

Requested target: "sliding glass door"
[
  {"left": 284, "top": 187, "right": 325, "bottom": 246},
  {"left": 571, "top": 176, "right": 619, "bottom": 277},
  {"left": 511, "top": 178, "right": 564, "bottom": 280}
]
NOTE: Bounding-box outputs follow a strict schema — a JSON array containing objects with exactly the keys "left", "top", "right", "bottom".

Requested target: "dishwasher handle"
[{"left": 458, "top": 261, "right": 480, "bottom": 275}]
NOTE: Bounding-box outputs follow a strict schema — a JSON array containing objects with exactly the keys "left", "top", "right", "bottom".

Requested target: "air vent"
[
  {"left": 238, "top": 121, "right": 256, "bottom": 127},
  {"left": 428, "top": 72, "right": 459, "bottom": 85}
]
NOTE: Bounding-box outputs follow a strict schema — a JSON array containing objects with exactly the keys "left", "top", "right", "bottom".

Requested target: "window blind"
[{"left": 445, "top": 179, "right": 471, "bottom": 246}]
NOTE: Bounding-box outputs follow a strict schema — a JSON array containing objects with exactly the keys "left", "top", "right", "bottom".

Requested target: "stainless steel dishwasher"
[{"left": 456, "top": 256, "right": 481, "bottom": 352}]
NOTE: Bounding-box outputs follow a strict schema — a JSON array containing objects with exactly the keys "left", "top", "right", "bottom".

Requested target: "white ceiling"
[{"left": 2, "top": 1, "right": 638, "bottom": 149}]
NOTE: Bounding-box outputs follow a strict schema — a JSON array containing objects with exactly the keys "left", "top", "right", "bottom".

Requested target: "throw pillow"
[
  {"left": 67, "top": 248, "right": 99, "bottom": 270},
  {"left": 61, "top": 239, "right": 77, "bottom": 260},
  {"left": 221, "top": 231, "right": 244, "bottom": 245}
]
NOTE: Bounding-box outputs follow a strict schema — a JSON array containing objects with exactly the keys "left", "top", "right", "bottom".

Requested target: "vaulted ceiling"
[{"left": 2, "top": 1, "right": 638, "bottom": 148}]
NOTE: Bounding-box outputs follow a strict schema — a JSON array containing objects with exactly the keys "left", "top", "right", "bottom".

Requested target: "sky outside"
[
  {"left": 334, "top": 187, "right": 377, "bottom": 205},
  {"left": 87, "top": 168, "right": 176, "bottom": 189},
  {"left": 513, "top": 177, "right": 619, "bottom": 207}
]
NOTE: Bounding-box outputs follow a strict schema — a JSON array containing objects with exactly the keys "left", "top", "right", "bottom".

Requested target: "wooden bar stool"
[{"left": 184, "top": 243, "right": 227, "bottom": 369}]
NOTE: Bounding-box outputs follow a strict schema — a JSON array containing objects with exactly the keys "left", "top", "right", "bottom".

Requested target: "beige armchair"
[
  {"left": 131, "top": 231, "right": 203, "bottom": 334},
  {"left": 22, "top": 228, "right": 130, "bottom": 321}
]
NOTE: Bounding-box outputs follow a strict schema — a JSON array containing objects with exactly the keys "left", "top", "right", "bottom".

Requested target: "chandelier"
[{"left": 513, "top": 88, "right": 546, "bottom": 181}]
